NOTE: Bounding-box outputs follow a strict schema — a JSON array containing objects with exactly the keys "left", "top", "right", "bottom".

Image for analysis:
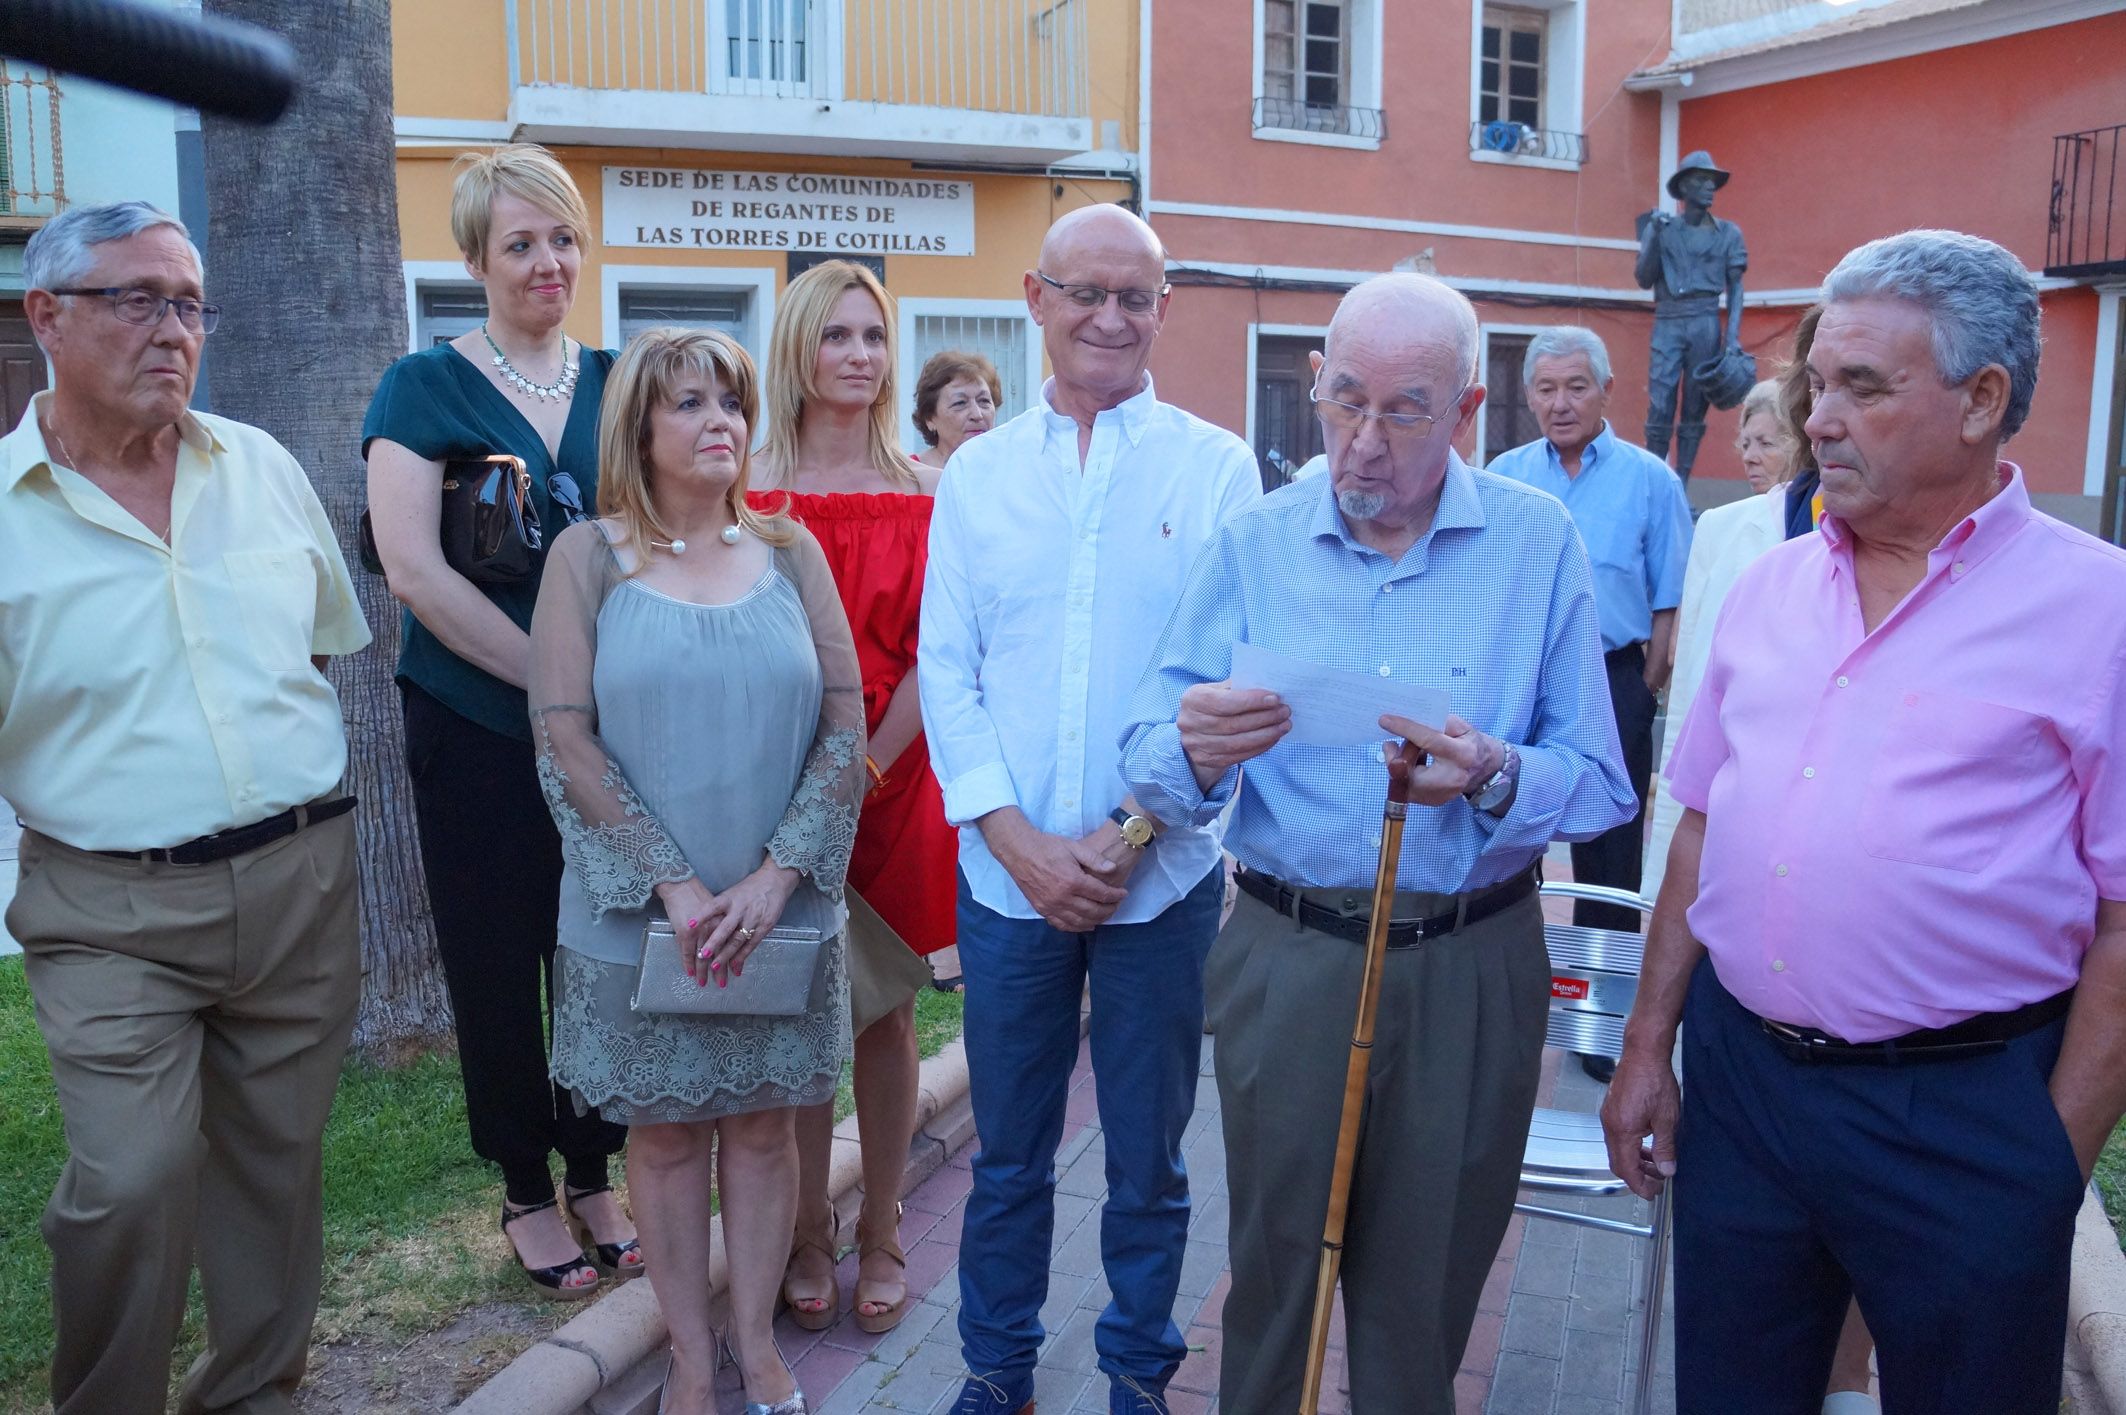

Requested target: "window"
[
  {"left": 906, "top": 312, "right": 1033, "bottom": 451},
  {"left": 1479, "top": 6, "right": 1545, "bottom": 130},
  {"left": 1264, "top": 0, "right": 1349, "bottom": 108},
  {"left": 416, "top": 286, "right": 487, "bottom": 347},
  {"left": 1253, "top": 334, "right": 1326, "bottom": 491},
  {"left": 1468, "top": 0, "right": 1584, "bottom": 165},
  {"left": 1481, "top": 332, "right": 1542, "bottom": 466},
  {"left": 724, "top": 0, "right": 809, "bottom": 84},
  {"left": 618, "top": 288, "right": 749, "bottom": 347},
  {"left": 1255, "top": 0, "right": 1383, "bottom": 142}
]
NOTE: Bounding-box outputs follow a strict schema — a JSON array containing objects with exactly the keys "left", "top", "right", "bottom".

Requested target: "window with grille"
[
  {"left": 1263, "top": 0, "right": 1350, "bottom": 108},
  {"left": 1482, "top": 332, "right": 1542, "bottom": 466},
  {"left": 1479, "top": 6, "right": 1545, "bottom": 130},
  {"left": 618, "top": 288, "right": 749, "bottom": 347},
  {"left": 906, "top": 312, "right": 1032, "bottom": 451},
  {"left": 416, "top": 286, "right": 488, "bottom": 348},
  {"left": 725, "top": 0, "right": 809, "bottom": 83}
]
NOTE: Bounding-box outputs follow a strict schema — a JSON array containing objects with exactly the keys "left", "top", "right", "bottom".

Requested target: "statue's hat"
[{"left": 1666, "top": 150, "right": 1731, "bottom": 199}]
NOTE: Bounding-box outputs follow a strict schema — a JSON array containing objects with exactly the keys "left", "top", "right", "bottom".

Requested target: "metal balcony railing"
[
  {"left": 1470, "top": 119, "right": 1586, "bottom": 165},
  {"left": 0, "top": 63, "right": 62, "bottom": 222},
  {"left": 1252, "top": 95, "right": 1385, "bottom": 141},
  {"left": 2048, "top": 124, "right": 2125, "bottom": 278},
  {"left": 509, "top": 0, "right": 1089, "bottom": 120}
]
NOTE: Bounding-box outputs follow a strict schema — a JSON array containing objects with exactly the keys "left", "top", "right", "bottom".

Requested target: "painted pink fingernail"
[
  {"left": 717, "top": 975, "right": 727, "bottom": 988},
  {"left": 686, "top": 917, "right": 699, "bottom": 928}
]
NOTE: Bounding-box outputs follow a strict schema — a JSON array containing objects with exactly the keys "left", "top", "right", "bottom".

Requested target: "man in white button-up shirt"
[
  {"left": 919, "top": 205, "right": 1259, "bottom": 1415},
  {"left": 0, "top": 203, "right": 368, "bottom": 1415}
]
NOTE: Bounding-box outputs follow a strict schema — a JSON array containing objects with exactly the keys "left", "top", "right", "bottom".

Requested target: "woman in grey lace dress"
[{"left": 528, "top": 328, "right": 864, "bottom": 1415}]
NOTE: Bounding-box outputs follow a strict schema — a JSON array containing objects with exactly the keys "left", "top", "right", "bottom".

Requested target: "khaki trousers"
[
  {"left": 8, "top": 812, "right": 360, "bottom": 1415},
  {"left": 1207, "top": 888, "right": 1550, "bottom": 1415}
]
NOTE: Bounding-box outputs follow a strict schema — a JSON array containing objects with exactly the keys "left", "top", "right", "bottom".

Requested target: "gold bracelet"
[{"left": 864, "top": 754, "right": 888, "bottom": 790}]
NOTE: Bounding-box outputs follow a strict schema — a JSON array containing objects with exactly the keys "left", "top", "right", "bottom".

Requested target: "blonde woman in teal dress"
[{"left": 529, "top": 328, "right": 864, "bottom": 1415}]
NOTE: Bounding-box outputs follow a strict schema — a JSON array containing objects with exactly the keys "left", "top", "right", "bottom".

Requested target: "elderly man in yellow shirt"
[{"left": 0, "top": 201, "right": 370, "bottom": 1415}]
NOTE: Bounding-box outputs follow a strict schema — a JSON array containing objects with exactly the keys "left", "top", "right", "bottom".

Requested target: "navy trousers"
[
  {"left": 1673, "top": 960, "right": 2080, "bottom": 1415},
  {"left": 954, "top": 865, "right": 1224, "bottom": 1388}
]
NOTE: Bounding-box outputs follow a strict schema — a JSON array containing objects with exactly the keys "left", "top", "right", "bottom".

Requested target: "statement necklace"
[
  {"left": 651, "top": 524, "right": 746, "bottom": 555},
  {"left": 483, "top": 324, "right": 580, "bottom": 403},
  {"left": 47, "top": 421, "right": 171, "bottom": 541}
]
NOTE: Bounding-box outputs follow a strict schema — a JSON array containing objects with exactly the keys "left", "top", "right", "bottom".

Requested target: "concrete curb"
[
  {"left": 452, "top": 1035, "right": 978, "bottom": 1415},
  {"left": 2070, "top": 1184, "right": 2126, "bottom": 1414}
]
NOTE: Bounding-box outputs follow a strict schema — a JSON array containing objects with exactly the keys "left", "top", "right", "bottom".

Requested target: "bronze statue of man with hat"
[{"left": 1635, "top": 150, "right": 1748, "bottom": 480}]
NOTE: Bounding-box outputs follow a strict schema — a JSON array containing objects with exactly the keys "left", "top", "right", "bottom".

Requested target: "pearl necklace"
[
  {"left": 47, "top": 420, "right": 171, "bottom": 541},
  {"left": 651, "top": 525, "right": 745, "bottom": 555},
  {"left": 483, "top": 324, "right": 580, "bottom": 403}
]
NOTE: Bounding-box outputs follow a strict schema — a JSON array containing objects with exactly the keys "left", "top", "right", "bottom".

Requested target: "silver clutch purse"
[{"left": 631, "top": 918, "right": 825, "bottom": 1017}]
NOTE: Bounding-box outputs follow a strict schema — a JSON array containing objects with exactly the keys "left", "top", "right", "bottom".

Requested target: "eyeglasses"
[
  {"left": 52, "top": 286, "right": 221, "bottom": 335},
  {"left": 1310, "top": 384, "right": 1469, "bottom": 442},
  {"left": 548, "top": 471, "right": 591, "bottom": 526},
  {"left": 1034, "top": 271, "right": 1169, "bottom": 316}
]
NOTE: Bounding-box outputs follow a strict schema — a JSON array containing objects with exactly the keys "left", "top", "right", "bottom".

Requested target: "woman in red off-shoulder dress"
[{"left": 747, "top": 260, "right": 961, "bottom": 1341}]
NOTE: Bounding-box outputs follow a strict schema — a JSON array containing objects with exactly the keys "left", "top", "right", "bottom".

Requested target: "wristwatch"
[
  {"left": 1464, "top": 742, "right": 1521, "bottom": 816},
  {"left": 1109, "top": 806, "right": 1156, "bottom": 849}
]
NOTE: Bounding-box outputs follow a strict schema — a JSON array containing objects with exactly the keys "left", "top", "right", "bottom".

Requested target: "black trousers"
[
  {"left": 401, "top": 682, "right": 625, "bottom": 1205},
  {"left": 1571, "top": 643, "right": 1657, "bottom": 933},
  {"left": 1674, "top": 961, "right": 2076, "bottom": 1414}
]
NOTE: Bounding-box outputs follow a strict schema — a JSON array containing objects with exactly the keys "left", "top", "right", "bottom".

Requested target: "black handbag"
[{"left": 358, "top": 454, "right": 544, "bottom": 586}]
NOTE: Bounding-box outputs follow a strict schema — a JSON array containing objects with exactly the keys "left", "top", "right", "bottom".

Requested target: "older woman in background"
[
  {"left": 910, "top": 349, "right": 1000, "bottom": 469},
  {"left": 364, "top": 144, "right": 632, "bottom": 1297},
  {"left": 531, "top": 327, "right": 862, "bottom": 1415},
  {"left": 750, "top": 261, "right": 958, "bottom": 1338}
]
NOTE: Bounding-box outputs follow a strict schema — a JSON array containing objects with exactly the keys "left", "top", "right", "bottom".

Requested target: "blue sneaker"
[
  {"left": 1109, "top": 1375, "right": 1170, "bottom": 1414},
  {"left": 951, "top": 1368, "right": 1036, "bottom": 1414}
]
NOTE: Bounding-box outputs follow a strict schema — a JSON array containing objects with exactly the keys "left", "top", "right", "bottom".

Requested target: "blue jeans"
[{"left": 955, "top": 864, "right": 1223, "bottom": 1387}]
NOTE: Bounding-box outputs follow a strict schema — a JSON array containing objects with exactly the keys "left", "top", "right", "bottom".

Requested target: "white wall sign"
[{"left": 604, "top": 167, "right": 975, "bottom": 256}]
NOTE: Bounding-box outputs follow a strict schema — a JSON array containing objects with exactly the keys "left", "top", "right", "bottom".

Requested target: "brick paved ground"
[{"left": 713, "top": 897, "right": 1678, "bottom": 1414}]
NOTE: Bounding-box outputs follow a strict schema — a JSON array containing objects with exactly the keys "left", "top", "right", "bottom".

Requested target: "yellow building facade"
[{"left": 391, "top": 0, "right": 1139, "bottom": 445}]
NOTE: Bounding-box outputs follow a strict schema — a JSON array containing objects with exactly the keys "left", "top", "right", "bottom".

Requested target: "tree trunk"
[{"left": 201, "top": 0, "right": 450, "bottom": 1055}]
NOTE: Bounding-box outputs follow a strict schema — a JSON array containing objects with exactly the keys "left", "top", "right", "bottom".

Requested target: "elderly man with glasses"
[
  {"left": 0, "top": 202, "right": 368, "bottom": 1415},
  {"left": 1489, "top": 326, "right": 1692, "bottom": 1081},
  {"left": 1118, "top": 273, "right": 1634, "bottom": 1414},
  {"left": 919, "top": 203, "right": 1260, "bottom": 1415}
]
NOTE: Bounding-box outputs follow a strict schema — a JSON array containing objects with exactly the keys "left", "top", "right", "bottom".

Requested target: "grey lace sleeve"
[
  {"left": 528, "top": 523, "right": 696, "bottom": 918},
  {"left": 766, "top": 531, "right": 868, "bottom": 899}
]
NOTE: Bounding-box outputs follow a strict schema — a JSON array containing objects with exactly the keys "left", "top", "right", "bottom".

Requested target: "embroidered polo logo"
[{"left": 1160, "top": 521, "right": 1173, "bottom": 538}]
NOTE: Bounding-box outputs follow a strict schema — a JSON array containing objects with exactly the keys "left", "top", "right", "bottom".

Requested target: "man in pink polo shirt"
[{"left": 1601, "top": 229, "right": 2126, "bottom": 1415}]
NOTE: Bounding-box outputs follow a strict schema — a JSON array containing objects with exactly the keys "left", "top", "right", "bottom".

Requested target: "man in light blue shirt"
[
  {"left": 918, "top": 204, "right": 1260, "bottom": 1415},
  {"left": 1117, "top": 274, "right": 1633, "bottom": 1414},
  {"left": 1490, "top": 327, "right": 1690, "bottom": 974}
]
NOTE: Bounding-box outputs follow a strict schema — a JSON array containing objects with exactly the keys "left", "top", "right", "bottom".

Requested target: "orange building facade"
[
  {"left": 1143, "top": 0, "right": 2126, "bottom": 534},
  {"left": 389, "top": 0, "right": 1139, "bottom": 448},
  {"left": 1644, "top": 0, "right": 2126, "bottom": 530}
]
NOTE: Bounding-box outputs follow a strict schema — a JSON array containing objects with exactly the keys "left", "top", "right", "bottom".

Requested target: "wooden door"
[{"left": 0, "top": 302, "right": 47, "bottom": 431}]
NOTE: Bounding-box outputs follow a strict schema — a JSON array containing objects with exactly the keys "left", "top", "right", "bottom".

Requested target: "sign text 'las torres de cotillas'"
[{"left": 604, "top": 167, "right": 976, "bottom": 255}]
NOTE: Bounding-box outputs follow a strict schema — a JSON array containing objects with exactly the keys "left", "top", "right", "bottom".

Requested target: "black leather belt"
[
  {"left": 1236, "top": 865, "right": 1537, "bottom": 949},
  {"left": 93, "top": 796, "right": 358, "bottom": 867},
  {"left": 1756, "top": 988, "right": 2074, "bottom": 1065}
]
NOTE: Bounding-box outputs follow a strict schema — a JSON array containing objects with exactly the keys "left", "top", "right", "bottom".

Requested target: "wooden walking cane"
[{"left": 1298, "top": 750, "right": 1415, "bottom": 1415}]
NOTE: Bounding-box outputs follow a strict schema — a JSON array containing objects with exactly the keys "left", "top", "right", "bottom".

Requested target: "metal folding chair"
[{"left": 1516, "top": 880, "right": 1669, "bottom": 1415}]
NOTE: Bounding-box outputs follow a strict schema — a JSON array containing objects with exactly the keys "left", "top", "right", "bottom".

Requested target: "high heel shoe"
[
  {"left": 853, "top": 1201, "right": 910, "bottom": 1335},
  {"left": 499, "top": 1195, "right": 602, "bottom": 1301},
  {"left": 780, "top": 1199, "right": 840, "bottom": 1330},
  {"left": 563, "top": 1182, "right": 646, "bottom": 1281}
]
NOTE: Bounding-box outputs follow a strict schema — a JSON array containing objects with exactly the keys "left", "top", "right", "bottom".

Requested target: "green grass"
[
  {"left": 2095, "top": 1116, "right": 2126, "bottom": 1248},
  {"left": 0, "top": 956, "right": 964, "bottom": 1412}
]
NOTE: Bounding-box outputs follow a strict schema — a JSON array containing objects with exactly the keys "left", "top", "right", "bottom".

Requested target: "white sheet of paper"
[{"left": 1228, "top": 640, "right": 1452, "bottom": 749}]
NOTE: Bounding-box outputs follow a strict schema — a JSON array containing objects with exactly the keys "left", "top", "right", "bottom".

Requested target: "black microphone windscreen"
[{"left": 0, "top": 0, "right": 297, "bottom": 125}]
